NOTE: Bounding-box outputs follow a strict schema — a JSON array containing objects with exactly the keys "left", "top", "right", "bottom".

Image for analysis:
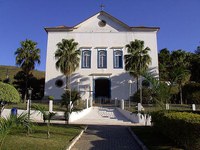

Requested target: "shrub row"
[{"left": 151, "top": 111, "right": 200, "bottom": 150}]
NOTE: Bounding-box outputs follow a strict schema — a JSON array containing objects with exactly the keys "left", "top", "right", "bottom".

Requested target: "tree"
[
  {"left": 0, "top": 82, "right": 20, "bottom": 116},
  {"left": 124, "top": 39, "right": 151, "bottom": 90},
  {"left": 168, "top": 67, "right": 190, "bottom": 104},
  {"left": 61, "top": 89, "right": 81, "bottom": 124},
  {"left": 33, "top": 105, "right": 56, "bottom": 138},
  {"left": 55, "top": 39, "right": 80, "bottom": 120},
  {"left": 15, "top": 39, "right": 40, "bottom": 102},
  {"left": 55, "top": 39, "right": 80, "bottom": 90},
  {"left": 142, "top": 72, "right": 171, "bottom": 109},
  {"left": 158, "top": 48, "right": 171, "bottom": 81},
  {"left": 124, "top": 39, "right": 151, "bottom": 104}
]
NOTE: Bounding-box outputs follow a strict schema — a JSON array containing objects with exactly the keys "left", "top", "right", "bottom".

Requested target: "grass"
[
  {"left": 1, "top": 123, "right": 83, "bottom": 150},
  {"left": 131, "top": 126, "right": 184, "bottom": 150},
  {"left": 125, "top": 102, "right": 200, "bottom": 113}
]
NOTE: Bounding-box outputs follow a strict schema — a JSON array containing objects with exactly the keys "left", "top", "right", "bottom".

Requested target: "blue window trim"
[
  {"left": 81, "top": 50, "right": 91, "bottom": 68},
  {"left": 97, "top": 49, "right": 107, "bottom": 68},
  {"left": 113, "top": 49, "right": 123, "bottom": 69}
]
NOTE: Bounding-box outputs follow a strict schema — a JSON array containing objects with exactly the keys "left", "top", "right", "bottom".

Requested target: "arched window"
[
  {"left": 82, "top": 50, "right": 91, "bottom": 68},
  {"left": 113, "top": 50, "right": 123, "bottom": 68},
  {"left": 98, "top": 50, "right": 107, "bottom": 68}
]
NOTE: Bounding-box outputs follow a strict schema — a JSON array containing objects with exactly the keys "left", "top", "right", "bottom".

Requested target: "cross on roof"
[{"left": 100, "top": 4, "right": 105, "bottom": 11}]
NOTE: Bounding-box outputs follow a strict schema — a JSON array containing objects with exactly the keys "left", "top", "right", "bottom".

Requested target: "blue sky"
[{"left": 0, "top": 0, "right": 200, "bottom": 71}]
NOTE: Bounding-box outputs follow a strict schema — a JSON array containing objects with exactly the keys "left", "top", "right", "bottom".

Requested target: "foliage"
[
  {"left": 0, "top": 82, "right": 20, "bottom": 103},
  {"left": 15, "top": 39, "right": 41, "bottom": 101},
  {"left": 0, "top": 113, "right": 30, "bottom": 149},
  {"left": 61, "top": 89, "right": 81, "bottom": 123},
  {"left": 189, "top": 48, "right": 200, "bottom": 83},
  {"left": 142, "top": 72, "right": 170, "bottom": 108},
  {"left": 182, "top": 83, "right": 200, "bottom": 104},
  {"left": 132, "top": 88, "right": 153, "bottom": 104},
  {"left": 124, "top": 39, "right": 151, "bottom": 90},
  {"left": 55, "top": 39, "right": 80, "bottom": 89},
  {"left": 32, "top": 105, "right": 56, "bottom": 138},
  {"left": 48, "top": 96, "right": 54, "bottom": 100},
  {"left": 151, "top": 111, "right": 200, "bottom": 150},
  {"left": 13, "top": 71, "right": 44, "bottom": 100}
]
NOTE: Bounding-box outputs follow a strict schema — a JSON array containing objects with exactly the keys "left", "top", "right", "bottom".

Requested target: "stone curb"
[
  {"left": 127, "top": 127, "right": 148, "bottom": 150},
  {"left": 66, "top": 126, "right": 88, "bottom": 150}
]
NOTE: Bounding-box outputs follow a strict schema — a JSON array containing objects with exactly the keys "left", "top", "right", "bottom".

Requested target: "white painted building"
[{"left": 44, "top": 11, "right": 159, "bottom": 101}]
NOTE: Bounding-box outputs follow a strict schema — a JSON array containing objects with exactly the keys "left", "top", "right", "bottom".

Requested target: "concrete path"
[
  {"left": 71, "top": 125, "right": 142, "bottom": 150},
  {"left": 71, "top": 107, "right": 134, "bottom": 126}
]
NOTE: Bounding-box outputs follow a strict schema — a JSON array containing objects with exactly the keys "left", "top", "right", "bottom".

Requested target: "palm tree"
[
  {"left": 124, "top": 39, "right": 151, "bottom": 90},
  {"left": 124, "top": 40, "right": 151, "bottom": 104},
  {"left": 33, "top": 105, "right": 56, "bottom": 138},
  {"left": 15, "top": 39, "right": 40, "bottom": 102},
  {"left": 169, "top": 67, "right": 190, "bottom": 104},
  {"left": 55, "top": 39, "right": 80, "bottom": 90}
]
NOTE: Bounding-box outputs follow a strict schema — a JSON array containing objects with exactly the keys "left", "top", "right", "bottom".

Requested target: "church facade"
[{"left": 44, "top": 11, "right": 159, "bottom": 101}]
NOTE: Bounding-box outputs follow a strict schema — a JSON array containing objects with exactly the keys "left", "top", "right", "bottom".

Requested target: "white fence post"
[
  {"left": 166, "top": 103, "right": 170, "bottom": 110},
  {"left": 86, "top": 99, "right": 89, "bottom": 108},
  {"left": 49, "top": 100, "right": 53, "bottom": 112},
  {"left": 121, "top": 99, "right": 124, "bottom": 110},
  {"left": 192, "top": 104, "right": 196, "bottom": 111}
]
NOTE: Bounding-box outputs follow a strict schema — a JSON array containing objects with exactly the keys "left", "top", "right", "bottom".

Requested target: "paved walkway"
[
  {"left": 71, "top": 125, "right": 142, "bottom": 150},
  {"left": 72, "top": 107, "right": 134, "bottom": 126}
]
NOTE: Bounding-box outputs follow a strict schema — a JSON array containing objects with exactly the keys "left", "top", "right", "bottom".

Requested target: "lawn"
[
  {"left": 1, "top": 123, "right": 83, "bottom": 150},
  {"left": 131, "top": 126, "right": 184, "bottom": 150}
]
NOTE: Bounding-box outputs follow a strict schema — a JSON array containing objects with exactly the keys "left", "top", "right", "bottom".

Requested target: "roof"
[{"left": 44, "top": 11, "right": 160, "bottom": 32}]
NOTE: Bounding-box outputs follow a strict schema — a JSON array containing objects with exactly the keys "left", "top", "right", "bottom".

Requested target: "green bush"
[
  {"left": 0, "top": 82, "right": 20, "bottom": 103},
  {"left": 182, "top": 83, "right": 200, "bottom": 104},
  {"left": 151, "top": 111, "right": 200, "bottom": 150}
]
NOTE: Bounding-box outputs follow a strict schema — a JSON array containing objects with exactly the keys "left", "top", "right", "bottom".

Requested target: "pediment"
[{"left": 73, "top": 11, "right": 131, "bottom": 32}]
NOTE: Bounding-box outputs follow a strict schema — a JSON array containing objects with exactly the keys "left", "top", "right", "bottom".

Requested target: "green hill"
[{"left": 0, "top": 65, "right": 45, "bottom": 83}]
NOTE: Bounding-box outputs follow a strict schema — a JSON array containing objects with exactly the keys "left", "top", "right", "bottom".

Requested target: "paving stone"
[{"left": 71, "top": 125, "right": 142, "bottom": 150}]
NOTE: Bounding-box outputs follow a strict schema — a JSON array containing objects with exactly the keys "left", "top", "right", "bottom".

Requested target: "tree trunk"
[
  {"left": 47, "top": 121, "right": 50, "bottom": 139},
  {"left": 136, "top": 76, "right": 139, "bottom": 91},
  {"left": 139, "top": 76, "right": 143, "bottom": 104},
  {"left": 180, "top": 84, "right": 183, "bottom": 105}
]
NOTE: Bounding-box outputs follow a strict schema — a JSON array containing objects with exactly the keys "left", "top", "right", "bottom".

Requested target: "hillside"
[{"left": 0, "top": 65, "right": 45, "bottom": 83}]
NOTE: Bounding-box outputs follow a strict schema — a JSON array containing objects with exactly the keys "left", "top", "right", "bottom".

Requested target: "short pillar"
[
  {"left": 166, "top": 103, "right": 170, "bottom": 110},
  {"left": 192, "top": 104, "right": 196, "bottom": 111},
  {"left": 138, "top": 103, "right": 144, "bottom": 112},
  {"left": 121, "top": 99, "right": 124, "bottom": 110},
  {"left": 86, "top": 99, "right": 89, "bottom": 108},
  {"left": 27, "top": 99, "right": 31, "bottom": 111},
  {"left": 49, "top": 100, "right": 53, "bottom": 112},
  {"left": 90, "top": 99, "right": 93, "bottom": 107},
  {"left": 115, "top": 98, "right": 118, "bottom": 107}
]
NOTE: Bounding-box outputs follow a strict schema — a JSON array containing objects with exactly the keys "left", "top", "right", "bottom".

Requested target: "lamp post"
[
  {"left": 128, "top": 80, "right": 133, "bottom": 108},
  {"left": 27, "top": 87, "right": 32, "bottom": 120}
]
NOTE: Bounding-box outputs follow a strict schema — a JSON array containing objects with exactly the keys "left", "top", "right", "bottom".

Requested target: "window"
[
  {"left": 98, "top": 49, "right": 107, "bottom": 68},
  {"left": 55, "top": 79, "right": 63, "bottom": 88},
  {"left": 113, "top": 50, "right": 123, "bottom": 68},
  {"left": 82, "top": 50, "right": 91, "bottom": 68}
]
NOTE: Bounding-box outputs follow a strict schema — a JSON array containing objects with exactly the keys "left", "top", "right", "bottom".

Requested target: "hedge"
[
  {"left": 151, "top": 111, "right": 200, "bottom": 150},
  {"left": 0, "top": 82, "right": 20, "bottom": 103}
]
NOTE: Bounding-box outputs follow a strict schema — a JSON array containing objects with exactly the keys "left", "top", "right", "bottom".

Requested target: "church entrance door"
[{"left": 94, "top": 78, "right": 111, "bottom": 103}]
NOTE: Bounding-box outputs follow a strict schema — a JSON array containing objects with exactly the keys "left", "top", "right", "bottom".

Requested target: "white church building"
[{"left": 44, "top": 11, "right": 159, "bottom": 101}]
